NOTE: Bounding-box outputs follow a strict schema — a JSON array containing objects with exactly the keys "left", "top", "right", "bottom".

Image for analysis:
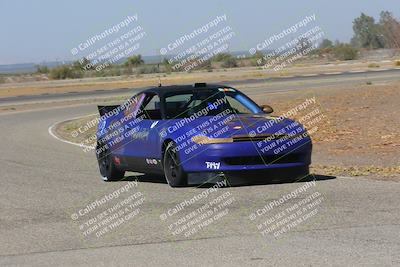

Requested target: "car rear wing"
[{"left": 97, "top": 105, "right": 120, "bottom": 117}]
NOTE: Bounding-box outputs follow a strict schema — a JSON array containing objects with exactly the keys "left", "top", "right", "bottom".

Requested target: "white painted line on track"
[
  {"left": 323, "top": 72, "right": 342, "bottom": 75},
  {"left": 349, "top": 70, "right": 366, "bottom": 73},
  {"left": 301, "top": 74, "right": 318, "bottom": 77},
  {"left": 48, "top": 113, "right": 97, "bottom": 150}
]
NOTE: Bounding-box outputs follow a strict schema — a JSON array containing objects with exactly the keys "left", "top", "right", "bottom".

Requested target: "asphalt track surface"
[{"left": 1, "top": 71, "right": 400, "bottom": 266}]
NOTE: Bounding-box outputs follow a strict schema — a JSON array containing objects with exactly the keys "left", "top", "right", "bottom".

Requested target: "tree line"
[{"left": 36, "top": 10, "right": 400, "bottom": 79}]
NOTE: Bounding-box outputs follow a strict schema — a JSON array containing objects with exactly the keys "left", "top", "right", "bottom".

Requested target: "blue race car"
[{"left": 96, "top": 83, "right": 312, "bottom": 186}]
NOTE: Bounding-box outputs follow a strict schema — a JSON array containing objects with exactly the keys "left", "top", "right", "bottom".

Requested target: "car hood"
[
  {"left": 170, "top": 114, "right": 305, "bottom": 139},
  {"left": 223, "top": 114, "right": 302, "bottom": 137}
]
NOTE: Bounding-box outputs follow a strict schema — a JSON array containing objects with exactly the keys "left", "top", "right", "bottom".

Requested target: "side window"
[
  {"left": 164, "top": 94, "right": 193, "bottom": 119},
  {"left": 141, "top": 94, "right": 161, "bottom": 120}
]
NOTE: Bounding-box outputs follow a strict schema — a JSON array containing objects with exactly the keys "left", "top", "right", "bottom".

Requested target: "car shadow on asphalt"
[
  {"left": 216, "top": 173, "right": 336, "bottom": 188},
  {"left": 121, "top": 173, "right": 336, "bottom": 188},
  {"left": 122, "top": 173, "right": 167, "bottom": 184}
]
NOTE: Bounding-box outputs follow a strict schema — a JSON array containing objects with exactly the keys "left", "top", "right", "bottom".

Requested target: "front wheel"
[
  {"left": 97, "top": 146, "right": 125, "bottom": 182},
  {"left": 163, "top": 142, "right": 188, "bottom": 187}
]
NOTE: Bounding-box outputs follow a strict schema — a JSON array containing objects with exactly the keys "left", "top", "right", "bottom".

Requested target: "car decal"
[{"left": 150, "top": 121, "right": 159, "bottom": 129}]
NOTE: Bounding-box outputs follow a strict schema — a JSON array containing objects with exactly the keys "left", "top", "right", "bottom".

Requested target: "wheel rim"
[{"left": 167, "top": 149, "right": 179, "bottom": 179}]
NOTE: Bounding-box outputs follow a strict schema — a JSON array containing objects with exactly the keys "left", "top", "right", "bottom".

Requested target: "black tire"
[
  {"left": 163, "top": 142, "right": 188, "bottom": 187},
  {"left": 97, "top": 147, "right": 125, "bottom": 182}
]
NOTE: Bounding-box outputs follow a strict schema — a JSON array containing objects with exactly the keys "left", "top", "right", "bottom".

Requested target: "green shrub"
[
  {"left": 250, "top": 51, "right": 265, "bottom": 66},
  {"left": 73, "top": 58, "right": 94, "bottom": 71},
  {"left": 123, "top": 66, "right": 133, "bottom": 75},
  {"left": 221, "top": 57, "right": 238, "bottom": 68},
  {"left": 162, "top": 58, "right": 173, "bottom": 73},
  {"left": 136, "top": 65, "right": 159, "bottom": 74},
  {"left": 49, "top": 65, "right": 83, "bottom": 79},
  {"left": 110, "top": 68, "right": 122, "bottom": 76},
  {"left": 333, "top": 44, "right": 358, "bottom": 60},
  {"left": 35, "top": 65, "right": 49, "bottom": 74}
]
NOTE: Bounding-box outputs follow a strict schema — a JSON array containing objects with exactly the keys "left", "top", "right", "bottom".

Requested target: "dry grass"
[
  {"left": 311, "top": 165, "right": 400, "bottom": 181},
  {"left": 1, "top": 60, "right": 399, "bottom": 98},
  {"left": 368, "top": 63, "right": 380, "bottom": 68}
]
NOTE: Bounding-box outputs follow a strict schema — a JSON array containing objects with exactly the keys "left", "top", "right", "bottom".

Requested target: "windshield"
[{"left": 164, "top": 88, "right": 263, "bottom": 119}]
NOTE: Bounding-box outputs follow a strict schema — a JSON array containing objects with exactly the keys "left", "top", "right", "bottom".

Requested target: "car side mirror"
[{"left": 260, "top": 104, "right": 274, "bottom": 114}]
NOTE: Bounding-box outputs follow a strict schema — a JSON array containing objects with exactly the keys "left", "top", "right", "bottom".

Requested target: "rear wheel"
[
  {"left": 163, "top": 142, "right": 188, "bottom": 187},
  {"left": 97, "top": 146, "right": 125, "bottom": 182}
]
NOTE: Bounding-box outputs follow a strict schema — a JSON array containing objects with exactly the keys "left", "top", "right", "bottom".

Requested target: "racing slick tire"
[
  {"left": 97, "top": 146, "right": 125, "bottom": 182},
  {"left": 163, "top": 142, "right": 188, "bottom": 187}
]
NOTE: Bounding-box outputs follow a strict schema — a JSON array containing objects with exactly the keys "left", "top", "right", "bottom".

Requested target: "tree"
[
  {"left": 319, "top": 39, "right": 334, "bottom": 49},
  {"left": 125, "top": 54, "right": 144, "bottom": 67},
  {"left": 379, "top": 11, "right": 400, "bottom": 48},
  {"left": 352, "top": 13, "right": 384, "bottom": 49}
]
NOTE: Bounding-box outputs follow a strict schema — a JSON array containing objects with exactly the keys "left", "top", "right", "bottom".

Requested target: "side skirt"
[{"left": 114, "top": 155, "right": 164, "bottom": 174}]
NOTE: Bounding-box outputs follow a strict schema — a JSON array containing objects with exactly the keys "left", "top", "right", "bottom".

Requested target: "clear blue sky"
[{"left": 0, "top": 0, "right": 399, "bottom": 64}]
